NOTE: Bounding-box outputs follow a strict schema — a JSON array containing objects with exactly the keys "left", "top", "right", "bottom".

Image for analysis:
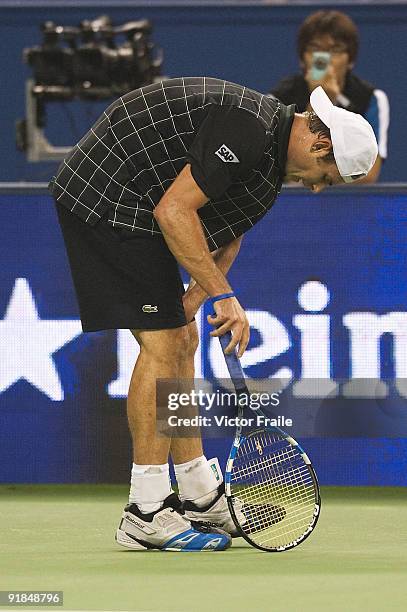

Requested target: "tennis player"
[{"left": 49, "top": 77, "right": 377, "bottom": 552}]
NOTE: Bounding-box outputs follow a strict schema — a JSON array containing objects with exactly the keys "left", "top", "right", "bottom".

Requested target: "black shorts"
[{"left": 55, "top": 203, "right": 188, "bottom": 332}]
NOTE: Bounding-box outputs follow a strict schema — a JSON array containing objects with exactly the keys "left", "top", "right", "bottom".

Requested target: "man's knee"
[
  {"left": 133, "top": 326, "right": 191, "bottom": 364},
  {"left": 186, "top": 322, "right": 199, "bottom": 359}
]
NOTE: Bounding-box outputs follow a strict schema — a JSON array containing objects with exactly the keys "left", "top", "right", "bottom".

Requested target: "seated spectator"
[{"left": 270, "top": 10, "right": 389, "bottom": 182}]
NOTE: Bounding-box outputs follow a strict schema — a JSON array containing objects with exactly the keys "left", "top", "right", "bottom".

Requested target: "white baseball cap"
[{"left": 309, "top": 86, "right": 378, "bottom": 183}]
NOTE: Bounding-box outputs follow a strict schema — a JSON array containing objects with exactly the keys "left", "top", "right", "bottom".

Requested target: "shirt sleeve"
[
  {"left": 185, "top": 105, "right": 267, "bottom": 199},
  {"left": 365, "top": 89, "right": 390, "bottom": 160},
  {"left": 269, "top": 75, "right": 309, "bottom": 112},
  {"left": 270, "top": 78, "right": 295, "bottom": 105}
]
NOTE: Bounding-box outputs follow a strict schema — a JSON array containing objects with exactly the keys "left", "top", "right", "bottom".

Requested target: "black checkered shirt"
[{"left": 50, "top": 77, "right": 294, "bottom": 251}]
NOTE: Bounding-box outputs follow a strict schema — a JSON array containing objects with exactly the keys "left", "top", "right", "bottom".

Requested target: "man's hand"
[
  {"left": 305, "top": 65, "right": 340, "bottom": 102},
  {"left": 207, "top": 296, "right": 250, "bottom": 358}
]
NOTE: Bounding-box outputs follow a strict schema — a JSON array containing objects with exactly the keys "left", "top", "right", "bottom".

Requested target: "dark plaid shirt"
[{"left": 50, "top": 77, "right": 294, "bottom": 251}]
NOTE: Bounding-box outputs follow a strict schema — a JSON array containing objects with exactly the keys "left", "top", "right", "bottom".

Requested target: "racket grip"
[
  {"left": 210, "top": 309, "right": 246, "bottom": 384},
  {"left": 217, "top": 332, "right": 246, "bottom": 386},
  {"left": 218, "top": 331, "right": 233, "bottom": 355},
  {"left": 210, "top": 311, "right": 233, "bottom": 356}
]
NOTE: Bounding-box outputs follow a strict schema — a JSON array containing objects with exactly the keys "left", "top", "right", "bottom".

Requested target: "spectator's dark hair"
[
  {"left": 298, "top": 10, "right": 359, "bottom": 63},
  {"left": 306, "top": 111, "right": 336, "bottom": 164}
]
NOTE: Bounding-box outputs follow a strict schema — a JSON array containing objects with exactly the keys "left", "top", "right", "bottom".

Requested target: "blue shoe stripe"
[{"left": 162, "top": 528, "right": 229, "bottom": 551}]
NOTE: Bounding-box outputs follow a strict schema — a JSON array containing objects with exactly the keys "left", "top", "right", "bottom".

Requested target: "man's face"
[
  {"left": 302, "top": 34, "right": 351, "bottom": 86},
  {"left": 285, "top": 148, "right": 345, "bottom": 193}
]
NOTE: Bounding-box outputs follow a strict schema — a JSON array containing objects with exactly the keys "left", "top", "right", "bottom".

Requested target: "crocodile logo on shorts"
[{"left": 142, "top": 304, "right": 158, "bottom": 313}]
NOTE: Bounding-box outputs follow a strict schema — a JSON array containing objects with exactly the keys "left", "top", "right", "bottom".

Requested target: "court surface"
[{"left": 1, "top": 485, "right": 406, "bottom": 612}]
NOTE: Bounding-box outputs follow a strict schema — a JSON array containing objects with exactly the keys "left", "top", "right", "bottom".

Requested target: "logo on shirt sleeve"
[{"left": 215, "top": 144, "right": 240, "bottom": 163}]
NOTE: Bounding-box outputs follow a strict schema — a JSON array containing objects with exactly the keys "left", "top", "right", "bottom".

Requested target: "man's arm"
[
  {"left": 153, "top": 164, "right": 231, "bottom": 296},
  {"left": 153, "top": 164, "right": 249, "bottom": 355},
  {"left": 183, "top": 237, "right": 243, "bottom": 322},
  {"left": 353, "top": 155, "right": 382, "bottom": 184}
]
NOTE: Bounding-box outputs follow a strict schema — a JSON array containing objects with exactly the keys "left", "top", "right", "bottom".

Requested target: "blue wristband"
[{"left": 209, "top": 292, "right": 235, "bottom": 307}]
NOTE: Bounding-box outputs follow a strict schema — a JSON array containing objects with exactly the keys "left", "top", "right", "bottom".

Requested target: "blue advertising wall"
[
  {"left": 0, "top": 2, "right": 406, "bottom": 182},
  {"left": 0, "top": 184, "right": 406, "bottom": 485}
]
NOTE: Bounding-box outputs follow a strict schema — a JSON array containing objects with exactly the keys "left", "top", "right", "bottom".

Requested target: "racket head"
[{"left": 225, "top": 428, "right": 321, "bottom": 552}]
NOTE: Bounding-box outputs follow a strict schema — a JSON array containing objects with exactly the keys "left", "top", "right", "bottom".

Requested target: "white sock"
[
  {"left": 129, "top": 463, "right": 172, "bottom": 514},
  {"left": 174, "top": 456, "right": 222, "bottom": 507}
]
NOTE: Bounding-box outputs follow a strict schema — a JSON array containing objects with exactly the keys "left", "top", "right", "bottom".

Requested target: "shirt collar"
[{"left": 276, "top": 103, "right": 295, "bottom": 176}]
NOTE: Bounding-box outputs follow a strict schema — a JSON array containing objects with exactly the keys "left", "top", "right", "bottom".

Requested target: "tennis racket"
[{"left": 218, "top": 332, "right": 321, "bottom": 552}]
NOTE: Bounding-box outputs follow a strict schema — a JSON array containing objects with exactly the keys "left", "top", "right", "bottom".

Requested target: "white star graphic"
[{"left": 0, "top": 278, "right": 82, "bottom": 400}]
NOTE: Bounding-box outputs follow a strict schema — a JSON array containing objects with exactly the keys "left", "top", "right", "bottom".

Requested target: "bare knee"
[
  {"left": 132, "top": 326, "right": 191, "bottom": 367},
  {"left": 186, "top": 322, "right": 199, "bottom": 360}
]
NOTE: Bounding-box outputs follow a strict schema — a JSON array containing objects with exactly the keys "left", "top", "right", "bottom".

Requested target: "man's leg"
[
  {"left": 172, "top": 323, "right": 243, "bottom": 537},
  {"left": 126, "top": 324, "right": 206, "bottom": 515},
  {"left": 170, "top": 320, "right": 204, "bottom": 464},
  {"left": 127, "top": 324, "right": 202, "bottom": 466},
  {"left": 116, "top": 324, "right": 231, "bottom": 551},
  {"left": 127, "top": 320, "right": 219, "bottom": 510},
  {"left": 169, "top": 321, "right": 225, "bottom": 510}
]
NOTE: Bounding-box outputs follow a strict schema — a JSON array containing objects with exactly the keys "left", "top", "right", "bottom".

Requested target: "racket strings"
[
  {"left": 232, "top": 464, "right": 312, "bottom": 505},
  {"left": 232, "top": 447, "right": 314, "bottom": 503},
  {"left": 230, "top": 431, "right": 318, "bottom": 549},
  {"left": 232, "top": 452, "right": 315, "bottom": 507}
]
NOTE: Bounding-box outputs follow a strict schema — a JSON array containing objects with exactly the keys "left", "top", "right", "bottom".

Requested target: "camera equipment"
[
  {"left": 16, "top": 15, "right": 164, "bottom": 161},
  {"left": 310, "top": 51, "right": 331, "bottom": 81}
]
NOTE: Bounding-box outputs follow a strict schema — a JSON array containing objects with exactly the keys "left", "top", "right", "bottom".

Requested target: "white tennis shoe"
[
  {"left": 115, "top": 493, "right": 232, "bottom": 551},
  {"left": 183, "top": 484, "right": 245, "bottom": 537},
  {"left": 183, "top": 484, "right": 286, "bottom": 537}
]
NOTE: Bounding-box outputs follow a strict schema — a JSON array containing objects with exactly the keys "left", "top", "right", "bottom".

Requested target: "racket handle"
[
  {"left": 218, "top": 331, "right": 233, "bottom": 354},
  {"left": 210, "top": 311, "right": 232, "bottom": 356},
  {"left": 217, "top": 332, "right": 246, "bottom": 387}
]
